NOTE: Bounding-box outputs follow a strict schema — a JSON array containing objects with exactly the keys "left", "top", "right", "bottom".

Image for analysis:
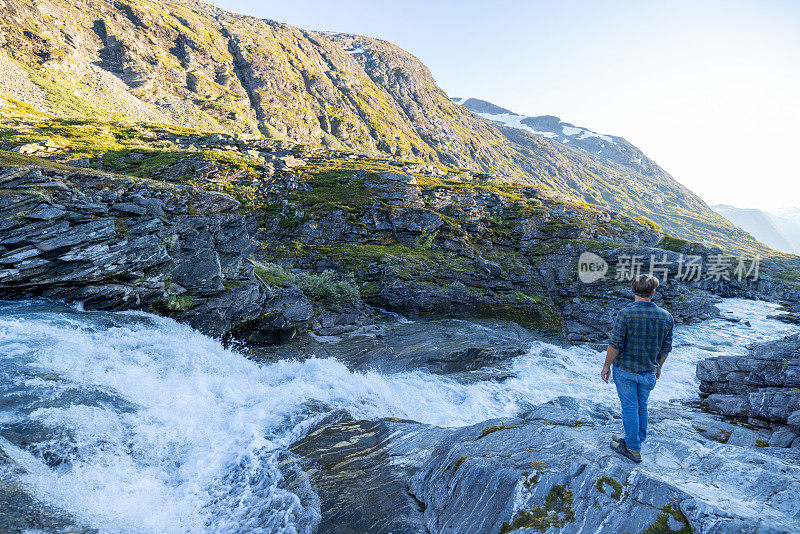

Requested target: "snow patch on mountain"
[
  {"left": 452, "top": 97, "right": 616, "bottom": 146},
  {"left": 475, "top": 112, "right": 558, "bottom": 138},
  {"left": 578, "top": 129, "right": 613, "bottom": 142}
]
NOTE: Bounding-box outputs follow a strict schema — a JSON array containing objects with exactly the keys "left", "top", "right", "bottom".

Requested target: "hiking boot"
[
  {"left": 611, "top": 434, "right": 623, "bottom": 444},
  {"left": 611, "top": 438, "right": 642, "bottom": 463}
]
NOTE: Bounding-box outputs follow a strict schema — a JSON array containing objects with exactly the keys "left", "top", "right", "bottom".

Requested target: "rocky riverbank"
[
  {"left": 254, "top": 154, "right": 778, "bottom": 343},
  {"left": 1, "top": 291, "right": 799, "bottom": 533},
  {"left": 0, "top": 161, "right": 312, "bottom": 343},
  {"left": 287, "top": 396, "right": 800, "bottom": 534},
  {"left": 2, "top": 144, "right": 796, "bottom": 347},
  {"left": 274, "top": 300, "right": 800, "bottom": 534},
  {"left": 698, "top": 333, "right": 800, "bottom": 448}
]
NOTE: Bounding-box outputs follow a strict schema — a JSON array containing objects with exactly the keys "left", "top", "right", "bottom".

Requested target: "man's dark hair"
[{"left": 631, "top": 274, "right": 659, "bottom": 297}]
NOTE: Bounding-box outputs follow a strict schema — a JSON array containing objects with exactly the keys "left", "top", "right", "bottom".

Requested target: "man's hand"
[
  {"left": 656, "top": 365, "right": 662, "bottom": 380},
  {"left": 601, "top": 365, "right": 611, "bottom": 383}
]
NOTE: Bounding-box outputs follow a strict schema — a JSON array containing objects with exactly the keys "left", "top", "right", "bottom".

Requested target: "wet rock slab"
[
  {"left": 254, "top": 314, "right": 534, "bottom": 376},
  {"left": 409, "top": 397, "right": 800, "bottom": 534},
  {"left": 287, "top": 415, "right": 448, "bottom": 534},
  {"left": 0, "top": 446, "right": 96, "bottom": 533},
  {"left": 287, "top": 397, "right": 800, "bottom": 534}
]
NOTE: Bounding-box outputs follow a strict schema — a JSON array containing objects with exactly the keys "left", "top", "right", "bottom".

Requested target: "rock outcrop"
[
  {"left": 288, "top": 397, "right": 800, "bottom": 533},
  {"left": 698, "top": 333, "right": 800, "bottom": 448},
  {"left": 0, "top": 162, "right": 312, "bottom": 342},
  {"left": 0, "top": 141, "right": 787, "bottom": 346},
  {"left": 257, "top": 159, "right": 769, "bottom": 342},
  {"left": 408, "top": 401, "right": 800, "bottom": 533}
]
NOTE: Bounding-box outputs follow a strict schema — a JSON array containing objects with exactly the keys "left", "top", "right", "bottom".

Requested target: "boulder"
[
  {"left": 377, "top": 170, "right": 417, "bottom": 185},
  {"left": 236, "top": 285, "right": 314, "bottom": 344},
  {"left": 473, "top": 256, "right": 503, "bottom": 278},
  {"left": 170, "top": 251, "right": 224, "bottom": 294},
  {"left": 748, "top": 390, "right": 800, "bottom": 422},
  {"left": 769, "top": 430, "right": 798, "bottom": 448},
  {"left": 787, "top": 409, "right": 800, "bottom": 431},
  {"left": 698, "top": 334, "right": 800, "bottom": 432},
  {"left": 11, "top": 142, "right": 46, "bottom": 154}
]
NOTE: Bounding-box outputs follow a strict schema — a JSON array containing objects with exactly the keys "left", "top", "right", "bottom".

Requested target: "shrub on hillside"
[
  {"left": 253, "top": 261, "right": 293, "bottom": 287},
  {"left": 296, "top": 270, "right": 362, "bottom": 310}
]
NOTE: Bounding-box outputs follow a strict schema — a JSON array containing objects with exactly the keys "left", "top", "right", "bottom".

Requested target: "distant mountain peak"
[
  {"left": 773, "top": 207, "right": 800, "bottom": 224},
  {"left": 712, "top": 204, "right": 800, "bottom": 255},
  {"left": 450, "top": 97, "right": 514, "bottom": 116}
]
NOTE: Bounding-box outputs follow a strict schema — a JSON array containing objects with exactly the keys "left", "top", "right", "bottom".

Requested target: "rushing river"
[{"left": 0, "top": 298, "right": 797, "bottom": 533}]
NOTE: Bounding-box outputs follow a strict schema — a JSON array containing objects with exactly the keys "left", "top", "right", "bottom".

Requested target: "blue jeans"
[{"left": 613, "top": 366, "right": 657, "bottom": 452}]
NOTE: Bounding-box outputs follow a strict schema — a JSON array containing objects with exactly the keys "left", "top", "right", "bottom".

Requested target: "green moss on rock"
[
  {"left": 453, "top": 456, "right": 467, "bottom": 471},
  {"left": 252, "top": 261, "right": 293, "bottom": 287},
  {"left": 157, "top": 294, "right": 196, "bottom": 312},
  {"left": 660, "top": 235, "right": 689, "bottom": 252},
  {"left": 641, "top": 504, "right": 692, "bottom": 534},
  {"left": 500, "top": 484, "right": 575, "bottom": 533},
  {"left": 595, "top": 476, "right": 623, "bottom": 500},
  {"left": 476, "top": 297, "right": 564, "bottom": 332},
  {"left": 477, "top": 422, "right": 520, "bottom": 440}
]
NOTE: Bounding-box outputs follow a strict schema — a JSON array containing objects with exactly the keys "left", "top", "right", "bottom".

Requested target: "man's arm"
[
  {"left": 656, "top": 353, "right": 668, "bottom": 379},
  {"left": 601, "top": 345, "right": 619, "bottom": 383},
  {"left": 603, "top": 311, "right": 626, "bottom": 383},
  {"left": 656, "top": 316, "right": 674, "bottom": 379}
]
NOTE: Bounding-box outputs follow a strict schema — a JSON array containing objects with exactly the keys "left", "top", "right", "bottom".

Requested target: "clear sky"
[{"left": 209, "top": 0, "right": 800, "bottom": 211}]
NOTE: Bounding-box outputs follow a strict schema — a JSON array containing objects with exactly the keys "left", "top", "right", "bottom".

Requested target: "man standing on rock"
[{"left": 601, "top": 274, "right": 673, "bottom": 463}]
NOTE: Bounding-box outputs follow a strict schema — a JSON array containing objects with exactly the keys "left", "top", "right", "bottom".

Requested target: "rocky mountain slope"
[
  {"left": 451, "top": 96, "right": 771, "bottom": 255},
  {"left": 0, "top": 0, "right": 776, "bottom": 255}
]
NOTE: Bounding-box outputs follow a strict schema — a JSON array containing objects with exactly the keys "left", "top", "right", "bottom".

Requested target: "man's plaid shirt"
[{"left": 609, "top": 301, "right": 674, "bottom": 373}]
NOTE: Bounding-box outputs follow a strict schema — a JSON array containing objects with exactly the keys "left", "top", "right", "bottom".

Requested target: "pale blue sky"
[{"left": 210, "top": 0, "right": 800, "bottom": 211}]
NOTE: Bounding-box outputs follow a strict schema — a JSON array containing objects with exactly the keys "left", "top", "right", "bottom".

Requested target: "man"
[{"left": 601, "top": 274, "right": 673, "bottom": 463}]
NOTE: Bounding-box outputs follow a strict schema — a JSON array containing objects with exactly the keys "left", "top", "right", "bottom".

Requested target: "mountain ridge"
[
  {"left": 452, "top": 97, "right": 647, "bottom": 173},
  {"left": 0, "top": 0, "right": 783, "bottom": 256}
]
